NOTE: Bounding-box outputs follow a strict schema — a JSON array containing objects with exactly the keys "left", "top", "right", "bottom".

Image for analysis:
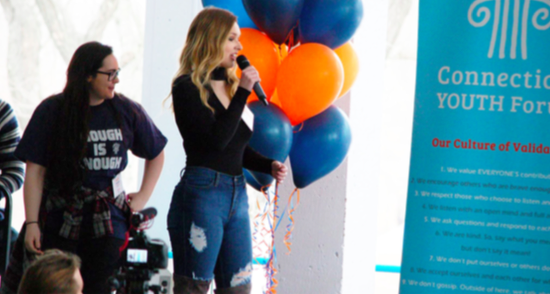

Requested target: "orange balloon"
[
  {"left": 276, "top": 44, "right": 289, "bottom": 64},
  {"left": 270, "top": 89, "right": 282, "bottom": 108},
  {"left": 334, "top": 42, "right": 360, "bottom": 98},
  {"left": 237, "top": 28, "right": 280, "bottom": 103},
  {"left": 276, "top": 43, "right": 344, "bottom": 125}
]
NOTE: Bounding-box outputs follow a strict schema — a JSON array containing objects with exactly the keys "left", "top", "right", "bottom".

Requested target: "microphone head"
[
  {"left": 131, "top": 207, "right": 158, "bottom": 228},
  {"left": 142, "top": 207, "right": 158, "bottom": 219},
  {"left": 236, "top": 55, "right": 250, "bottom": 70}
]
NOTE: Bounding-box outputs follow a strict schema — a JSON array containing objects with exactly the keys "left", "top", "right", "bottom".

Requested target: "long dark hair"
[{"left": 46, "top": 41, "right": 113, "bottom": 193}]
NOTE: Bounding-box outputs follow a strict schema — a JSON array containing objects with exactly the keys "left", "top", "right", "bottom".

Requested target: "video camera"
[{"left": 110, "top": 208, "right": 170, "bottom": 294}]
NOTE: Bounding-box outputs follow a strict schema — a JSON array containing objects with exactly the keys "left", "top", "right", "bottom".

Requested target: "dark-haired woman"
[{"left": 13, "top": 41, "right": 167, "bottom": 294}]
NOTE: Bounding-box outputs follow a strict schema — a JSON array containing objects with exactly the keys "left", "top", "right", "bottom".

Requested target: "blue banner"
[{"left": 401, "top": 0, "right": 550, "bottom": 293}]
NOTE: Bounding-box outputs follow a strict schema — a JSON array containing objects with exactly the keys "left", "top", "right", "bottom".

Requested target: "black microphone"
[
  {"left": 131, "top": 207, "right": 158, "bottom": 228},
  {"left": 236, "top": 55, "right": 268, "bottom": 106}
]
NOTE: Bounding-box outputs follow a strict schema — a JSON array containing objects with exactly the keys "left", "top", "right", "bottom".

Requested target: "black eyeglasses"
[{"left": 96, "top": 69, "right": 120, "bottom": 81}]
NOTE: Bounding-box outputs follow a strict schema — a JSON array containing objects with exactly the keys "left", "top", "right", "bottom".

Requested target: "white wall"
[
  {"left": 139, "top": 0, "right": 202, "bottom": 243},
  {"left": 375, "top": 1, "right": 418, "bottom": 293}
]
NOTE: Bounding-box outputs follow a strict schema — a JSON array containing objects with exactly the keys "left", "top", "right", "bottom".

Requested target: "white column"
[
  {"left": 343, "top": 0, "right": 389, "bottom": 293},
  {"left": 273, "top": 96, "right": 350, "bottom": 293}
]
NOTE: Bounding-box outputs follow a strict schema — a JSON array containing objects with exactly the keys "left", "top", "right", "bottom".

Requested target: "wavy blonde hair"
[{"left": 168, "top": 7, "right": 240, "bottom": 112}]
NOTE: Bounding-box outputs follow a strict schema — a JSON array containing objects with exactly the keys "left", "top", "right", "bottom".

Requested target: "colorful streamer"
[
  {"left": 251, "top": 184, "right": 301, "bottom": 293},
  {"left": 283, "top": 188, "right": 300, "bottom": 254}
]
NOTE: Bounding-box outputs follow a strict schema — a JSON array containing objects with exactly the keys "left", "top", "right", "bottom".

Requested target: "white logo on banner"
[{"left": 468, "top": 0, "right": 550, "bottom": 59}]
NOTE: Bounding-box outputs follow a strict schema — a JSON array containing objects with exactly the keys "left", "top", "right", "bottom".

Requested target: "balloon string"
[
  {"left": 251, "top": 196, "right": 262, "bottom": 266},
  {"left": 288, "top": 26, "right": 295, "bottom": 51},
  {"left": 284, "top": 188, "right": 300, "bottom": 254},
  {"left": 252, "top": 184, "right": 273, "bottom": 265},
  {"left": 293, "top": 122, "right": 304, "bottom": 133},
  {"left": 250, "top": 183, "right": 277, "bottom": 293},
  {"left": 266, "top": 183, "right": 280, "bottom": 294},
  {"left": 259, "top": 184, "right": 271, "bottom": 223},
  {"left": 274, "top": 201, "right": 287, "bottom": 231},
  {"left": 250, "top": 183, "right": 286, "bottom": 293},
  {"left": 284, "top": 19, "right": 300, "bottom": 52}
]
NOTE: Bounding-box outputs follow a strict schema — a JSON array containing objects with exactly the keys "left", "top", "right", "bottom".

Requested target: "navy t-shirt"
[
  {"left": 16, "top": 93, "right": 167, "bottom": 189},
  {"left": 16, "top": 93, "right": 167, "bottom": 238}
]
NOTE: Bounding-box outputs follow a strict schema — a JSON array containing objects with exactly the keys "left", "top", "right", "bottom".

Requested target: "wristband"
[{"left": 25, "top": 221, "right": 39, "bottom": 226}]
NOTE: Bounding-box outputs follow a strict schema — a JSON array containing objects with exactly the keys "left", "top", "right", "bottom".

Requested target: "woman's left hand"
[{"left": 271, "top": 161, "right": 288, "bottom": 183}]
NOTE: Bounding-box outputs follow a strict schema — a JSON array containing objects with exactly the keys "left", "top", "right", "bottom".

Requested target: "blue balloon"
[
  {"left": 247, "top": 101, "right": 293, "bottom": 186},
  {"left": 244, "top": 169, "right": 264, "bottom": 191},
  {"left": 289, "top": 106, "right": 352, "bottom": 188},
  {"left": 299, "top": 0, "right": 363, "bottom": 49},
  {"left": 243, "top": 0, "right": 305, "bottom": 44},
  {"left": 202, "top": 0, "right": 258, "bottom": 29}
]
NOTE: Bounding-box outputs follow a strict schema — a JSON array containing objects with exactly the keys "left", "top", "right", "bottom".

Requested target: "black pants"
[{"left": 42, "top": 232, "right": 125, "bottom": 294}]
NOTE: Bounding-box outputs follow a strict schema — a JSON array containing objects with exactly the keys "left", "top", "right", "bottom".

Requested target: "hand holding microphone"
[{"left": 237, "top": 55, "right": 268, "bottom": 106}]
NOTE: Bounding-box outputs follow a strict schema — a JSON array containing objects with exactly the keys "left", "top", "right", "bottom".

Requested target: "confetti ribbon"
[
  {"left": 251, "top": 184, "right": 301, "bottom": 293},
  {"left": 283, "top": 188, "right": 300, "bottom": 254}
]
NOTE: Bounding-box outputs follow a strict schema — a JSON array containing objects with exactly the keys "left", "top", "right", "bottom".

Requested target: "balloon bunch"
[{"left": 203, "top": 0, "right": 361, "bottom": 189}]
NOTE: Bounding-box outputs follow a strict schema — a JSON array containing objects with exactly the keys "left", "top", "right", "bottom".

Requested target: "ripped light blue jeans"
[{"left": 167, "top": 166, "right": 253, "bottom": 288}]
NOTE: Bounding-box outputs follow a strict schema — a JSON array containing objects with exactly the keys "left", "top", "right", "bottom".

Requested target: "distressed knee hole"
[
  {"left": 189, "top": 222, "right": 207, "bottom": 252},
  {"left": 230, "top": 263, "right": 253, "bottom": 287}
]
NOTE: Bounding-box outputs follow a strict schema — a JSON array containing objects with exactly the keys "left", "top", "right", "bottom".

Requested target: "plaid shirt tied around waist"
[{"left": 44, "top": 186, "right": 130, "bottom": 240}]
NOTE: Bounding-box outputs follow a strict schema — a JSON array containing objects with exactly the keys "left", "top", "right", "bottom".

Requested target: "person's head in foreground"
[{"left": 18, "top": 249, "right": 83, "bottom": 294}]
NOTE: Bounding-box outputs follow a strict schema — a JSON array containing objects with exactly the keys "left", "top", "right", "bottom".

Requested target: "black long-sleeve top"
[{"left": 172, "top": 68, "right": 273, "bottom": 176}]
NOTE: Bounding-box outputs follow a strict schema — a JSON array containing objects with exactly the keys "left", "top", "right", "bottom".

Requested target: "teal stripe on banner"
[{"left": 375, "top": 265, "right": 401, "bottom": 273}]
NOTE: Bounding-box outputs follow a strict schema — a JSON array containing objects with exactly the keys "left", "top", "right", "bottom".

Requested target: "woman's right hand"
[
  {"left": 25, "top": 223, "right": 43, "bottom": 255},
  {"left": 238, "top": 66, "right": 261, "bottom": 92}
]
